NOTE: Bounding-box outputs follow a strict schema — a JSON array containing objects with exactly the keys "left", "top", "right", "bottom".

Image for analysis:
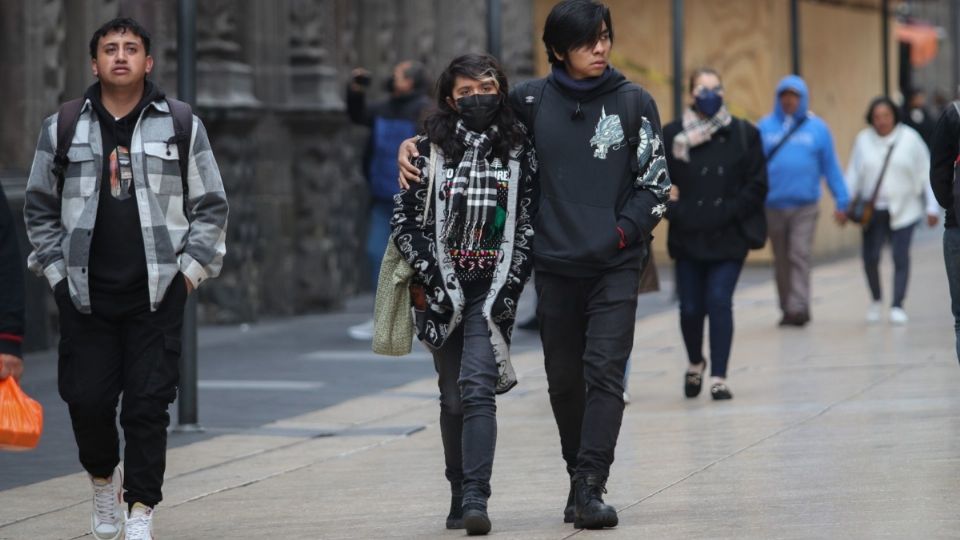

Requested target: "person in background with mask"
[
  {"left": 759, "top": 75, "right": 849, "bottom": 327},
  {"left": 346, "top": 60, "right": 431, "bottom": 340},
  {"left": 391, "top": 53, "right": 537, "bottom": 535},
  {"left": 903, "top": 88, "right": 936, "bottom": 150},
  {"left": 663, "top": 68, "right": 768, "bottom": 400}
]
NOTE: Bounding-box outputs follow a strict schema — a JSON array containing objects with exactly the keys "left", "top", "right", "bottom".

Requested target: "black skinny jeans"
[
  {"left": 56, "top": 278, "right": 186, "bottom": 508},
  {"left": 431, "top": 287, "right": 499, "bottom": 508},
  {"left": 535, "top": 268, "right": 639, "bottom": 479}
]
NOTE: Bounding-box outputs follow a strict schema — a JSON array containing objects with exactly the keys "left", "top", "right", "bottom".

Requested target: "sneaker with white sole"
[
  {"left": 890, "top": 307, "right": 909, "bottom": 325},
  {"left": 865, "top": 301, "right": 882, "bottom": 324},
  {"left": 348, "top": 318, "right": 375, "bottom": 340},
  {"left": 90, "top": 466, "right": 124, "bottom": 540},
  {"left": 125, "top": 503, "right": 154, "bottom": 540}
]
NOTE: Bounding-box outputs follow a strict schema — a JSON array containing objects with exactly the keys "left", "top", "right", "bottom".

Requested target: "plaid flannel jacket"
[{"left": 24, "top": 98, "right": 229, "bottom": 313}]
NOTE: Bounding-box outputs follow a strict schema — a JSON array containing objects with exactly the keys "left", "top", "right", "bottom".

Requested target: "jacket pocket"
[
  {"left": 62, "top": 146, "right": 97, "bottom": 198},
  {"left": 142, "top": 142, "right": 183, "bottom": 195},
  {"left": 535, "top": 197, "right": 619, "bottom": 264}
]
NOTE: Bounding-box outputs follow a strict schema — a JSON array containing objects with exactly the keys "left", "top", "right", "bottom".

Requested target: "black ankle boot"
[
  {"left": 573, "top": 474, "right": 618, "bottom": 529},
  {"left": 563, "top": 477, "right": 575, "bottom": 523},
  {"left": 446, "top": 493, "right": 464, "bottom": 529},
  {"left": 462, "top": 503, "right": 491, "bottom": 536}
]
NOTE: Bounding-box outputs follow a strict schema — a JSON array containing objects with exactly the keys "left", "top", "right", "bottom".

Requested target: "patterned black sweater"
[{"left": 391, "top": 135, "right": 538, "bottom": 393}]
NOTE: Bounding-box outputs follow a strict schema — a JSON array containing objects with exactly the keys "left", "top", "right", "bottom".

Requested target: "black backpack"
[
  {"left": 513, "top": 78, "right": 644, "bottom": 175},
  {"left": 51, "top": 97, "right": 193, "bottom": 201}
]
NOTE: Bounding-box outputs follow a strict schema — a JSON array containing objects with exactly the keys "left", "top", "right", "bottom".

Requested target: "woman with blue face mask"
[
  {"left": 662, "top": 68, "right": 768, "bottom": 400},
  {"left": 390, "top": 53, "right": 537, "bottom": 535}
]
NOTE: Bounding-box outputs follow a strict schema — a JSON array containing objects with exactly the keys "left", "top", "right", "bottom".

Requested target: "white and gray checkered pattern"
[
  {"left": 24, "top": 99, "right": 229, "bottom": 313},
  {"left": 443, "top": 122, "right": 499, "bottom": 249}
]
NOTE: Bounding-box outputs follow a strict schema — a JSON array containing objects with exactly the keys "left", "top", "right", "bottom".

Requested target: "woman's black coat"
[{"left": 663, "top": 117, "right": 769, "bottom": 261}]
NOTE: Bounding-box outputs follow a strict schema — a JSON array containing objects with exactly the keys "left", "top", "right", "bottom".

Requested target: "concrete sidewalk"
[{"left": 1, "top": 238, "right": 958, "bottom": 539}]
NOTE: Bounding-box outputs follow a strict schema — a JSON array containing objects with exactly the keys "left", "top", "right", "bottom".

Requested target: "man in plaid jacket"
[{"left": 23, "top": 17, "right": 227, "bottom": 540}]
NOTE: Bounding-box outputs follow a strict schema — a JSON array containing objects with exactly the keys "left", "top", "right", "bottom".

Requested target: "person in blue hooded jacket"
[{"left": 758, "top": 75, "right": 849, "bottom": 327}]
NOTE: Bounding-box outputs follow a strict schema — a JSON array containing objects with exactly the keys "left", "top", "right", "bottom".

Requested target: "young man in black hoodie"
[
  {"left": 399, "top": 0, "right": 670, "bottom": 529},
  {"left": 518, "top": 1, "right": 669, "bottom": 529},
  {"left": 24, "top": 18, "right": 228, "bottom": 540}
]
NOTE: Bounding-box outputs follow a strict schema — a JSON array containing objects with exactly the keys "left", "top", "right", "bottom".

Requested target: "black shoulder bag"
[{"left": 846, "top": 138, "right": 897, "bottom": 227}]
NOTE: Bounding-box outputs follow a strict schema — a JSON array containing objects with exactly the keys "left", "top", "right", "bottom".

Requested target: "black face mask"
[{"left": 456, "top": 94, "right": 500, "bottom": 132}]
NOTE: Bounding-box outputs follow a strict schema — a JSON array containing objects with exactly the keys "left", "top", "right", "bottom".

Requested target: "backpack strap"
[
  {"left": 617, "top": 85, "right": 642, "bottom": 175},
  {"left": 165, "top": 98, "right": 194, "bottom": 203},
  {"left": 52, "top": 98, "right": 86, "bottom": 196},
  {"left": 513, "top": 78, "right": 548, "bottom": 137}
]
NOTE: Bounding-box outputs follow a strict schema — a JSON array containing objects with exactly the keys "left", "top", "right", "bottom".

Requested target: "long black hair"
[{"left": 424, "top": 53, "right": 526, "bottom": 164}]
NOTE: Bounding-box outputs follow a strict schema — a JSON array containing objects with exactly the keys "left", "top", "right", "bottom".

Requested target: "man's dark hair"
[
  {"left": 89, "top": 17, "right": 152, "bottom": 59},
  {"left": 424, "top": 53, "right": 526, "bottom": 165},
  {"left": 542, "top": 0, "right": 613, "bottom": 67}
]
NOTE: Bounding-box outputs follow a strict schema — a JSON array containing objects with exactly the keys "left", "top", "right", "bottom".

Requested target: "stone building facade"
[{"left": 0, "top": 0, "right": 534, "bottom": 347}]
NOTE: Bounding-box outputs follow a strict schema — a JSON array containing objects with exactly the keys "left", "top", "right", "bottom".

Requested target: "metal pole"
[
  {"left": 672, "top": 0, "right": 684, "bottom": 121},
  {"left": 790, "top": 0, "right": 801, "bottom": 75},
  {"left": 175, "top": 0, "right": 202, "bottom": 433},
  {"left": 487, "top": 0, "right": 502, "bottom": 60},
  {"left": 882, "top": 0, "right": 890, "bottom": 97}
]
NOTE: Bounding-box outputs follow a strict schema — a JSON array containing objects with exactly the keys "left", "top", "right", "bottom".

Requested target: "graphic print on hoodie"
[
  {"left": 86, "top": 81, "right": 161, "bottom": 299},
  {"left": 510, "top": 67, "right": 670, "bottom": 278}
]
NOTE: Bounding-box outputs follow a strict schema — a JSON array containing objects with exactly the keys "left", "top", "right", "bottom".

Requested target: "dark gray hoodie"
[{"left": 510, "top": 67, "right": 670, "bottom": 277}]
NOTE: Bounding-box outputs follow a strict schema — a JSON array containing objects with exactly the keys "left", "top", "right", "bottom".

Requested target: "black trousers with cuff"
[
  {"left": 535, "top": 267, "right": 639, "bottom": 479},
  {"left": 56, "top": 277, "right": 186, "bottom": 508}
]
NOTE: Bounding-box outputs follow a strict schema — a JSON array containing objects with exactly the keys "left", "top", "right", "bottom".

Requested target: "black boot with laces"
[
  {"left": 462, "top": 502, "right": 491, "bottom": 536},
  {"left": 573, "top": 474, "right": 618, "bottom": 529}
]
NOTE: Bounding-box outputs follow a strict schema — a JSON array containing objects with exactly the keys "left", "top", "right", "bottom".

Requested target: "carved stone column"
[
  {"left": 281, "top": 0, "right": 366, "bottom": 311},
  {"left": 192, "top": 0, "right": 264, "bottom": 323},
  {"left": 196, "top": 0, "right": 259, "bottom": 108}
]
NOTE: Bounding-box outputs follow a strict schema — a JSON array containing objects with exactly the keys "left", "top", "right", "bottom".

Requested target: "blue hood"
[{"left": 773, "top": 75, "right": 809, "bottom": 121}]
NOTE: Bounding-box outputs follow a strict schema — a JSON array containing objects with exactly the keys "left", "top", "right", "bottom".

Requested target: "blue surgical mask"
[{"left": 694, "top": 90, "right": 724, "bottom": 117}]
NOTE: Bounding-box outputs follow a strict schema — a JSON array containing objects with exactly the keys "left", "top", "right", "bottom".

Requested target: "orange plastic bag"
[{"left": 0, "top": 377, "right": 43, "bottom": 451}]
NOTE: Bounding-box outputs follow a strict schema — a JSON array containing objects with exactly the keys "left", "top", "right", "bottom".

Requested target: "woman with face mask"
[
  {"left": 390, "top": 53, "right": 537, "bottom": 535},
  {"left": 663, "top": 68, "right": 768, "bottom": 401}
]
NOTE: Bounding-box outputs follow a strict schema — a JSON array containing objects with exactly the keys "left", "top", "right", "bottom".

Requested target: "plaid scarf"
[
  {"left": 444, "top": 120, "right": 500, "bottom": 249},
  {"left": 671, "top": 106, "right": 732, "bottom": 162}
]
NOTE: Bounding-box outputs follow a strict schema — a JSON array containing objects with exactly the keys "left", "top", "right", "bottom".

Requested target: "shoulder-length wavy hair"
[{"left": 424, "top": 53, "right": 526, "bottom": 164}]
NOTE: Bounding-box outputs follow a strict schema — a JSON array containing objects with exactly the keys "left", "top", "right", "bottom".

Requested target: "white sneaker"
[
  {"left": 890, "top": 307, "right": 909, "bottom": 325},
  {"left": 865, "top": 301, "right": 882, "bottom": 324},
  {"left": 90, "top": 466, "right": 124, "bottom": 540},
  {"left": 125, "top": 503, "right": 154, "bottom": 540},
  {"left": 348, "top": 318, "right": 375, "bottom": 340}
]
